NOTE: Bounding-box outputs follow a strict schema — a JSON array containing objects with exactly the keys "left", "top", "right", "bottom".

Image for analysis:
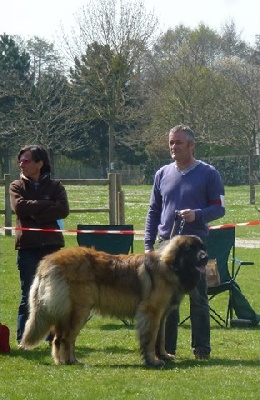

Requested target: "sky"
[{"left": 0, "top": 0, "right": 259, "bottom": 45}]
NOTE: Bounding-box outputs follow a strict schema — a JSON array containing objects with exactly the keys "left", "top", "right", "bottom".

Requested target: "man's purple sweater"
[{"left": 145, "top": 161, "right": 225, "bottom": 250}]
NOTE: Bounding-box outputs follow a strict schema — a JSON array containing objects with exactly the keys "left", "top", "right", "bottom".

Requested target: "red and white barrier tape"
[
  {"left": 0, "top": 220, "right": 260, "bottom": 235},
  {"left": 208, "top": 220, "right": 260, "bottom": 230},
  {"left": 0, "top": 226, "right": 140, "bottom": 235}
]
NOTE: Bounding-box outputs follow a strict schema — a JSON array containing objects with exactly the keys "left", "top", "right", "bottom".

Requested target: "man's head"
[
  {"left": 169, "top": 125, "right": 195, "bottom": 165},
  {"left": 170, "top": 125, "right": 195, "bottom": 142}
]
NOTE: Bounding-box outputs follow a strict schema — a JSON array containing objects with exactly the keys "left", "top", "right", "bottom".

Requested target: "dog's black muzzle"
[{"left": 196, "top": 252, "right": 208, "bottom": 273}]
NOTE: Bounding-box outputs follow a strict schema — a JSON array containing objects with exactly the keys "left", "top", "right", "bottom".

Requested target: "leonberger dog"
[{"left": 21, "top": 235, "right": 208, "bottom": 367}]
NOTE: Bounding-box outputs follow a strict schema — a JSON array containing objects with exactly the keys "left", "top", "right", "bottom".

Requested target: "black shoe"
[{"left": 193, "top": 347, "right": 210, "bottom": 360}]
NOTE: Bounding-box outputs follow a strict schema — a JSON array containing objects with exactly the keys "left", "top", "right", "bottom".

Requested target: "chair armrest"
[
  {"left": 232, "top": 258, "right": 254, "bottom": 266},
  {"left": 232, "top": 258, "right": 255, "bottom": 280},
  {"left": 240, "top": 261, "right": 254, "bottom": 266}
]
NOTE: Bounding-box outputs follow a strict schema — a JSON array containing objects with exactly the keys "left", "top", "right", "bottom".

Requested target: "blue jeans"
[
  {"left": 16, "top": 246, "right": 60, "bottom": 343},
  {"left": 165, "top": 272, "right": 211, "bottom": 355}
]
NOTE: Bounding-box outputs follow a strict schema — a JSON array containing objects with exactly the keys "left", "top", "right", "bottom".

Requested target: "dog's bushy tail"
[
  {"left": 20, "top": 275, "right": 52, "bottom": 348},
  {"left": 21, "top": 271, "right": 71, "bottom": 349}
]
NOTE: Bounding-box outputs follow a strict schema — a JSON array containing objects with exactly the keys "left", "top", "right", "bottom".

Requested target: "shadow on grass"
[
  {"left": 90, "top": 356, "right": 260, "bottom": 370},
  {"left": 99, "top": 322, "right": 135, "bottom": 330},
  {"left": 158, "top": 357, "right": 260, "bottom": 370},
  {"left": 179, "top": 323, "right": 260, "bottom": 331},
  {"left": 99, "top": 321, "right": 259, "bottom": 332},
  {"left": 8, "top": 343, "right": 136, "bottom": 363},
  {"left": 8, "top": 344, "right": 260, "bottom": 370}
]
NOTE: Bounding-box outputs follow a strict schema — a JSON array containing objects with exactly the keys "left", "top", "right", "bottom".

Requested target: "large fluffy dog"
[{"left": 21, "top": 235, "right": 208, "bottom": 367}]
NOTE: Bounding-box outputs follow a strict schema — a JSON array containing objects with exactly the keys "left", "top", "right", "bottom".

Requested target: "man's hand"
[
  {"left": 179, "top": 209, "right": 196, "bottom": 223},
  {"left": 145, "top": 249, "right": 154, "bottom": 253}
]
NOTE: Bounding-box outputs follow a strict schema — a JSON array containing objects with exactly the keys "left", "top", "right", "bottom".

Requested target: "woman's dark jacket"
[{"left": 9, "top": 174, "right": 69, "bottom": 250}]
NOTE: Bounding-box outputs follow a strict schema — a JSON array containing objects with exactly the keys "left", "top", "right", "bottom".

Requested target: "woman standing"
[{"left": 9, "top": 145, "right": 69, "bottom": 346}]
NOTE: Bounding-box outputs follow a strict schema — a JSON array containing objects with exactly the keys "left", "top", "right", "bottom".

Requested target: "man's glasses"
[{"left": 18, "top": 159, "right": 33, "bottom": 165}]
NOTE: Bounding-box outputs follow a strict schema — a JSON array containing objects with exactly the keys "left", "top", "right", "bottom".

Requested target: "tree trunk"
[
  {"left": 49, "top": 149, "right": 56, "bottom": 178},
  {"left": 1, "top": 155, "right": 10, "bottom": 176},
  {"left": 249, "top": 151, "right": 255, "bottom": 205},
  {"left": 108, "top": 121, "right": 115, "bottom": 172}
]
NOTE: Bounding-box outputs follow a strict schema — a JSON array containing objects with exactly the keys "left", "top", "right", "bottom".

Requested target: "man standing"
[{"left": 145, "top": 125, "right": 225, "bottom": 360}]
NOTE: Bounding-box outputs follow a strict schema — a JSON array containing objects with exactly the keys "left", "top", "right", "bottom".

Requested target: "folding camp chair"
[
  {"left": 77, "top": 224, "right": 134, "bottom": 254},
  {"left": 76, "top": 224, "right": 134, "bottom": 326},
  {"left": 205, "top": 227, "right": 258, "bottom": 327},
  {"left": 179, "top": 227, "right": 259, "bottom": 328}
]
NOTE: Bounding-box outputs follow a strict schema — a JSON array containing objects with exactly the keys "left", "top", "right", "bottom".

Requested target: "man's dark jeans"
[
  {"left": 157, "top": 237, "right": 211, "bottom": 356},
  {"left": 165, "top": 274, "right": 210, "bottom": 355}
]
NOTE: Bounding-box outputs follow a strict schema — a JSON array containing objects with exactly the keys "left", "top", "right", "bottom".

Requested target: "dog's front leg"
[
  {"left": 135, "top": 304, "right": 165, "bottom": 367},
  {"left": 155, "top": 313, "right": 175, "bottom": 362}
]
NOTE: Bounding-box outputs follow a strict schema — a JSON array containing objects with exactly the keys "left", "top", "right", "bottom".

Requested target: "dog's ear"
[
  {"left": 159, "top": 238, "right": 182, "bottom": 273},
  {"left": 159, "top": 241, "right": 177, "bottom": 267}
]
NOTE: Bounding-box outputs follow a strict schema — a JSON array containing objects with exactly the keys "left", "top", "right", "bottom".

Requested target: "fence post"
[
  {"left": 108, "top": 173, "right": 117, "bottom": 224},
  {"left": 4, "top": 174, "right": 12, "bottom": 236},
  {"left": 116, "top": 173, "right": 121, "bottom": 224},
  {"left": 116, "top": 173, "right": 125, "bottom": 224},
  {"left": 118, "top": 190, "right": 125, "bottom": 224}
]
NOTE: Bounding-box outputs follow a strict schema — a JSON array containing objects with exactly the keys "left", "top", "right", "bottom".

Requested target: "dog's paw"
[
  {"left": 144, "top": 353, "right": 166, "bottom": 367},
  {"left": 146, "top": 359, "right": 165, "bottom": 368},
  {"left": 157, "top": 352, "right": 175, "bottom": 362}
]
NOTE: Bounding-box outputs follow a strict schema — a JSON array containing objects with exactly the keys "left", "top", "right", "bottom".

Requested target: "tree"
[
  {"left": 10, "top": 70, "right": 87, "bottom": 175},
  {"left": 0, "top": 35, "right": 86, "bottom": 176},
  {"left": 144, "top": 24, "right": 225, "bottom": 140},
  {"left": 25, "top": 36, "right": 64, "bottom": 82},
  {"left": 0, "top": 34, "right": 30, "bottom": 78},
  {"left": 63, "top": 0, "right": 158, "bottom": 171},
  {"left": 0, "top": 34, "right": 30, "bottom": 174},
  {"left": 220, "top": 21, "right": 251, "bottom": 59},
  {"left": 145, "top": 23, "right": 257, "bottom": 142},
  {"left": 143, "top": 22, "right": 260, "bottom": 191},
  {"left": 70, "top": 40, "right": 148, "bottom": 174},
  {"left": 213, "top": 56, "right": 260, "bottom": 203}
]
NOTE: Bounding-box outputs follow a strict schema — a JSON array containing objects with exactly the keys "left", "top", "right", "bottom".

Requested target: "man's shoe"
[{"left": 193, "top": 347, "right": 210, "bottom": 360}]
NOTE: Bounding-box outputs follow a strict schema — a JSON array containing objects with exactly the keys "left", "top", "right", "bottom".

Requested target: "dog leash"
[
  {"left": 179, "top": 217, "right": 185, "bottom": 234},
  {"left": 170, "top": 211, "right": 185, "bottom": 239}
]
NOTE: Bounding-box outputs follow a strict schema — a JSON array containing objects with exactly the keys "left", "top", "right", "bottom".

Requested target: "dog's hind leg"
[
  {"left": 66, "top": 306, "right": 93, "bottom": 365},
  {"left": 51, "top": 319, "right": 68, "bottom": 365},
  {"left": 52, "top": 329, "right": 78, "bottom": 365},
  {"left": 52, "top": 328, "right": 78, "bottom": 365},
  {"left": 52, "top": 334, "right": 61, "bottom": 365},
  {"left": 51, "top": 318, "right": 77, "bottom": 365},
  {"left": 53, "top": 307, "right": 91, "bottom": 365}
]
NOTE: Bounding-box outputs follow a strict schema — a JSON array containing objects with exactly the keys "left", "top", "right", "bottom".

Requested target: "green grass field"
[{"left": 0, "top": 185, "right": 259, "bottom": 399}]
